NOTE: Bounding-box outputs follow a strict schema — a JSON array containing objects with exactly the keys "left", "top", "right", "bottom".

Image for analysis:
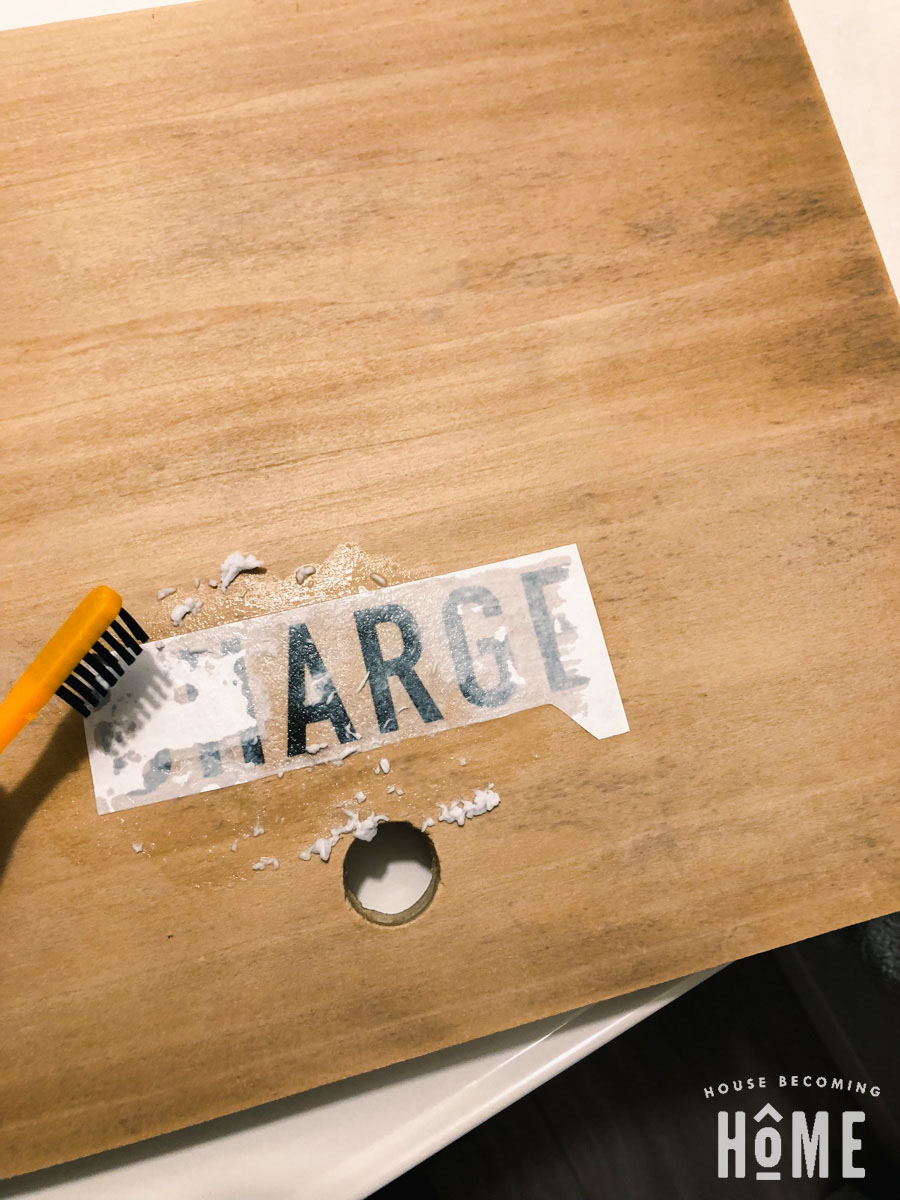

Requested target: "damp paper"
[{"left": 86, "top": 545, "right": 629, "bottom": 814}]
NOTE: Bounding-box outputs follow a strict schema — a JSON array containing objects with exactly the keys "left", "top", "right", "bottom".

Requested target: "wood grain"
[{"left": 2, "top": 0, "right": 900, "bottom": 1177}]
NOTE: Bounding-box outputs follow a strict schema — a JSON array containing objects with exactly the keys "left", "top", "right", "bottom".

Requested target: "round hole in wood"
[{"left": 343, "top": 821, "right": 439, "bottom": 926}]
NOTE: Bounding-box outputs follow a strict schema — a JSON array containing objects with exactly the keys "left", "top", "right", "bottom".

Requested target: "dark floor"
[{"left": 373, "top": 938, "right": 900, "bottom": 1200}]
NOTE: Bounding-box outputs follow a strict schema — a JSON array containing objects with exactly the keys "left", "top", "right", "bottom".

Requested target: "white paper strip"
[
  {"left": 0, "top": 1, "right": 195, "bottom": 33},
  {"left": 86, "top": 545, "right": 628, "bottom": 813}
]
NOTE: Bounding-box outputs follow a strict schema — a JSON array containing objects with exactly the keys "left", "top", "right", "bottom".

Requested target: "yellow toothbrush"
[{"left": 0, "top": 586, "right": 149, "bottom": 753}]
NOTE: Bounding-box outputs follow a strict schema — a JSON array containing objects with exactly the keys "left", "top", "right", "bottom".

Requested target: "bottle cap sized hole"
[{"left": 343, "top": 821, "right": 439, "bottom": 926}]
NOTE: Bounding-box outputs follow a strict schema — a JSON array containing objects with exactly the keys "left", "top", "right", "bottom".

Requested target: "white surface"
[
  {"left": 2, "top": 2, "right": 899, "bottom": 1197},
  {"left": 10, "top": 971, "right": 718, "bottom": 1200},
  {"left": 789, "top": 0, "right": 900, "bottom": 303},
  {"left": 0, "top": 0, "right": 192, "bottom": 30},
  {"left": 352, "top": 850, "right": 431, "bottom": 912}
]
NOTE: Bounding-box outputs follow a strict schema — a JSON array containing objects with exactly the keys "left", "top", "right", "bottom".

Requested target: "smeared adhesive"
[
  {"left": 296, "top": 565, "right": 316, "bottom": 585},
  {"left": 157, "top": 587, "right": 176, "bottom": 601},
  {"left": 251, "top": 820, "right": 264, "bottom": 837},
  {"left": 132, "top": 841, "right": 143, "bottom": 852},
  {"left": 421, "top": 817, "right": 435, "bottom": 831}
]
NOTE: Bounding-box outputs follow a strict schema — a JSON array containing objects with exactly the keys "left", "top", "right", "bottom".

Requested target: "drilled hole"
[{"left": 343, "top": 821, "right": 439, "bottom": 926}]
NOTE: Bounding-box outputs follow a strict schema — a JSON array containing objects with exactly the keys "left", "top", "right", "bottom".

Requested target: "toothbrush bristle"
[
  {"left": 118, "top": 607, "right": 149, "bottom": 644},
  {"left": 99, "top": 629, "right": 135, "bottom": 666},
  {"left": 56, "top": 684, "right": 91, "bottom": 719},
  {"left": 56, "top": 604, "right": 150, "bottom": 718}
]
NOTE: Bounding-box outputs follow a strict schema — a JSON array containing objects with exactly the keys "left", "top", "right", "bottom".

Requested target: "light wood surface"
[{"left": 2, "top": 0, "right": 900, "bottom": 1178}]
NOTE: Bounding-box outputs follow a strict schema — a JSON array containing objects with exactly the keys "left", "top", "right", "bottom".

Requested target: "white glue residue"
[
  {"left": 296, "top": 565, "right": 316, "bottom": 585},
  {"left": 220, "top": 552, "right": 264, "bottom": 592},
  {"left": 171, "top": 598, "right": 202, "bottom": 626},
  {"left": 251, "top": 856, "right": 279, "bottom": 871},
  {"left": 351, "top": 812, "right": 385, "bottom": 842},
  {"left": 297, "top": 787, "right": 498, "bottom": 868},
  {"left": 437, "top": 786, "right": 500, "bottom": 827},
  {"left": 157, "top": 587, "right": 176, "bottom": 601},
  {"left": 298, "top": 809, "right": 388, "bottom": 862},
  {"left": 301, "top": 836, "right": 335, "bottom": 863}
]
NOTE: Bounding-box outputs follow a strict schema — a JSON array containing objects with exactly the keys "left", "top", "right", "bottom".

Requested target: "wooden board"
[{"left": 2, "top": 0, "right": 899, "bottom": 1178}]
